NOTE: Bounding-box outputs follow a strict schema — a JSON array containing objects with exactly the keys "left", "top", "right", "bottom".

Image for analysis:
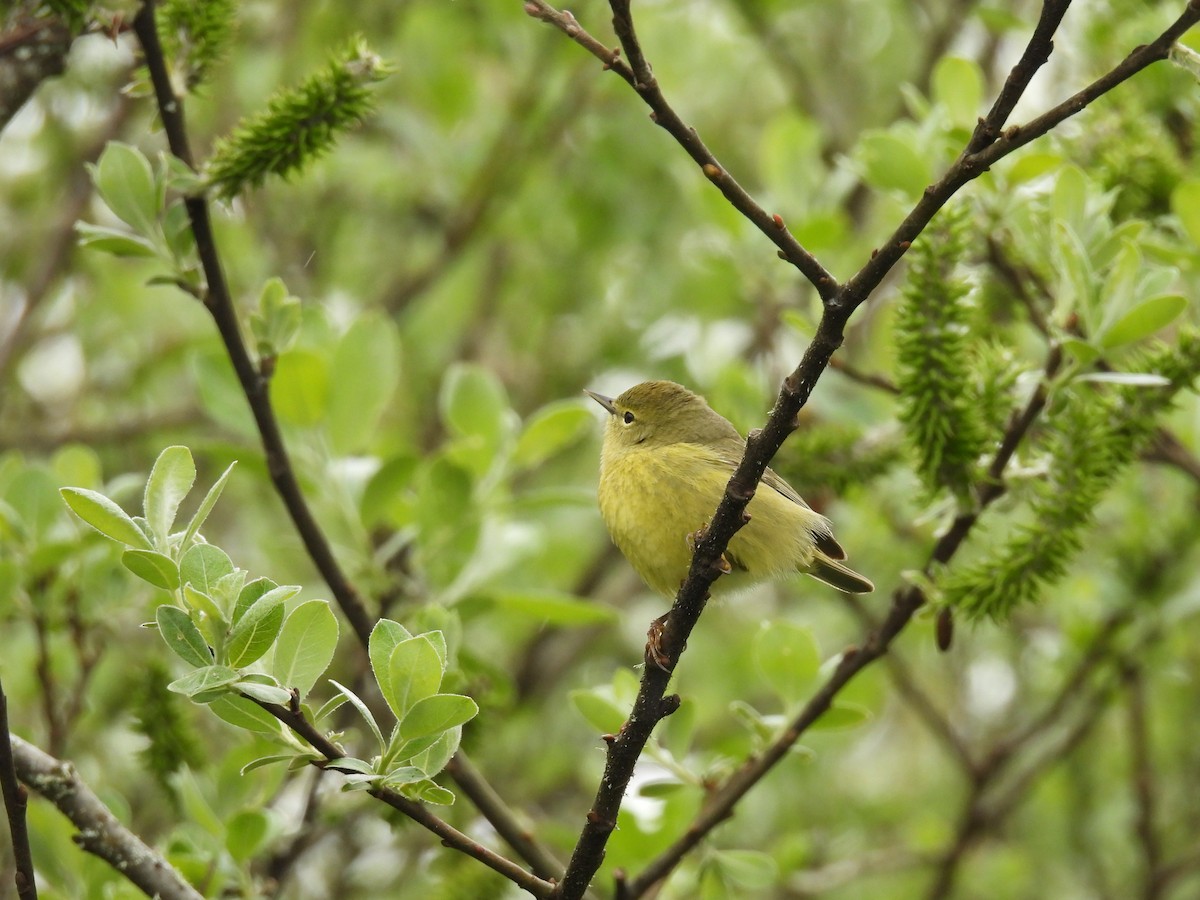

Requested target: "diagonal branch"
[
  {"left": 541, "top": 1, "right": 1200, "bottom": 895},
  {"left": 10, "top": 733, "right": 203, "bottom": 900},
  {"left": 523, "top": 0, "right": 837, "bottom": 297},
  {"left": 131, "top": 2, "right": 563, "bottom": 889},
  {"left": 626, "top": 343, "right": 1062, "bottom": 896},
  {"left": 252, "top": 699, "right": 558, "bottom": 898},
  {"left": 131, "top": 0, "right": 376, "bottom": 649}
]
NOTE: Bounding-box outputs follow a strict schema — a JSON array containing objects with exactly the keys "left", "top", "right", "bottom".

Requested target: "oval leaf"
[
  {"left": 400, "top": 693, "right": 478, "bottom": 741},
  {"left": 144, "top": 445, "right": 196, "bottom": 541},
  {"left": 60, "top": 488, "right": 153, "bottom": 549},
  {"left": 1100, "top": 294, "right": 1188, "bottom": 349},
  {"left": 384, "top": 635, "right": 444, "bottom": 721},
  {"left": 156, "top": 605, "right": 212, "bottom": 667},
  {"left": 754, "top": 621, "right": 821, "bottom": 702},
  {"left": 168, "top": 665, "right": 239, "bottom": 698},
  {"left": 227, "top": 594, "right": 288, "bottom": 668},
  {"left": 180, "top": 543, "right": 235, "bottom": 597},
  {"left": 122, "top": 549, "right": 181, "bottom": 590},
  {"left": 270, "top": 600, "right": 339, "bottom": 698}
]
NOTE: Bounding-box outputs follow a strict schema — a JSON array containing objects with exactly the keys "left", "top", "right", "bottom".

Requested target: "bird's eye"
[{"left": 622, "top": 411, "right": 635, "bottom": 425}]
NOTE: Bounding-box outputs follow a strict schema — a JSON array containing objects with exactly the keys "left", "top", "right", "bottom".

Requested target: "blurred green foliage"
[{"left": 2, "top": 0, "right": 1200, "bottom": 898}]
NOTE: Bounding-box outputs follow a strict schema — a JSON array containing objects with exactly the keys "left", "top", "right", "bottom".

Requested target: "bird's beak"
[{"left": 584, "top": 389, "right": 617, "bottom": 415}]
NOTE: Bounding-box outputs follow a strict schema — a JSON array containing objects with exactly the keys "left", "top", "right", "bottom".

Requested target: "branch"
[
  {"left": 625, "top": 342, "right": 1062, "bottom": 896},
  {"left": 10, "top": 734, "right": 203, "bottom": 900},
  {"left": 1, "top": 682, "right": 37, "bottom": 900},
  {"left": 131, "top": 0, "right": 376, "bottom": 648},
  {"left": 1123, "top": 663, "right": 1164, "bottom": 898},
  {"left": 523, "top": 0, "right": 837, "bottom": 297},
  {"left": 132, "top": 2, "right": 562, "bottom": 888},
  {"left": 252, "top": 700, "right": 557, "bottom": 898},
  {"left": 526, "top": 0, "right": 1200, "bottom": 891}
]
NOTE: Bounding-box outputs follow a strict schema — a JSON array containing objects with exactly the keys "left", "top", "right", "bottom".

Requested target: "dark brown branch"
[
  {"left": 444, "top": 753, "right": 565, "bottom": 881},
  {"left": 1123, "top": 663, "right": 1164, "bottom": 898},
  {"left": 10, "top": 734, "right": 203, "bottom": 900},
  {"left": 0, "top": 682, "right": 37, "bottom": 900},
  {"left": 252, "top": 700, "right": 557, "bottom": 898},
  {"left": 132, "top": 4, "right": 560, "bottom": 889},
  {"left": 524, "top": 0, "right": 837, "bottom": 297},
  {"left": 131, "top": 0, "right": 376, "bottom": 648},
  {"left": 527, "top": 0, "right": 1200, "bottom": 893}
]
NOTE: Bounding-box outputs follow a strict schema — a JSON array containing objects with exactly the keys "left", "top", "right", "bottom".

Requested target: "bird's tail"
[{"left": 806, "top": 555, "right": 874, "bottom": 594}]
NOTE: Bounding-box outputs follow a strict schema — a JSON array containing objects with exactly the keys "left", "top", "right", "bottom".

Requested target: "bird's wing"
[{"left": 711, "top": 439, "right": 848, "bottom": 561}]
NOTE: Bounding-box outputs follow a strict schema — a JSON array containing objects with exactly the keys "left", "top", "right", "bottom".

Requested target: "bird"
[{"left": 587, "top": 380, "right": 873, "bottom": 600}]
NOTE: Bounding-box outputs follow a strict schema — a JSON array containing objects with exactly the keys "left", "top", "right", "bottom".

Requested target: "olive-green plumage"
[{"left": 588, "top": 381, "right": 873, "bottom": 597}]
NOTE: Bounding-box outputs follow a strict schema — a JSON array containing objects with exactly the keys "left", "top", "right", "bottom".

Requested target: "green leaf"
[
  {"left": 1171, "top": 179, "right": 1200, "bottom": 246},
  {"left": 439, "top": 362, "right": 513, "bottom": 448},
  {"left": 249, "top": 277, "right": 301, "bottom": 357},
  {"left": 328, "top": 312, "right": 400, "bottom": 454},
  {"left": 753, "top": 621, "right": 821, "bottom": 702},
  {"left": 179, "top": 543, "right": 235, "bottom": 597},
  {"left": 225, "top": 810, "right": 269, "bottom": 863},
  {"left": 209, "top": 695, "right": 287, "bottom": 737},
  {"left": 92, "top": 142, "right": 159, "bottom": 237},
  {"left": 481, "top": 590, "right": 617, "bottom": 626},
  {"left": 182, "top": 585, "right": 227, "bottom": 641},
  {"left": 226, "top": 591, "right": 290, "bottom": 668},
  {"left": 272, "top": 349, "right": 329, "bottom": 427},
  {"left": 810, "top": 702, "right": 872, "bottom": 731},
  {"left": 329, "top": 680, "right": 385, "bottom": 750},
  {"left": 181, "top": 461, "right": 236, "bottom": 550},
  {"left": 60, "top": 487, "right": 154, "bottom": 549},
  {"left": 156, "top": 606, "right": 212, "bottom": 667},
  {"left": 232, "top": 577, "right": 276, "bottom": 625},
  {"left": 241, "top": 754, "right": 301, "bottom": 774},
  {"left": 410, "top": 726, "right": 462, "bottom": 777},
  {"left": 168, "top": 665, "right": 240, "bottom": 698},
  {"left": 75, "top": 222, "right": 158, "bottom": 257},
  {"left": 369, "top": 619, "right": 413, "bottom": 707},
  {"left": 856, "top": 131, "right": 930, "bottom": 197},
  {"left": 270, "top": 600, "right": 339, "bottom": 698},
  {"left": 400, "top": 693, "right": 478, "bottom": 741},
  {"left": 1100, "top": 295, "right": 1188, "bottom": 349},
  {"left": 234, "top": 680, "right": 292, "bottom": 705},
  {"left": 408, "top": 782, "right": 455, "bottom": 805},
  {"left": 123, "top": 549, "right": 181, "bottom": 590},
  {"left": 932, "top": 57, "right": 983, "bottom": 128},
  {"left": 383, "top": 635, "right": 444, "bottom": 721},
  {"left": 569, "top": 689, "right": 626, "bottom": 735},
  {"left": 712, "top": 849, "right": 779, "bottom": 890},
  {"left": 328, "top": 757, "right": 378, "bottom": 776},
  {"left": 513, "top": 402, "right": 592, "bottom": 469},
  {"left": 143, "top": 446, "right": 196, "bottom": 543}
]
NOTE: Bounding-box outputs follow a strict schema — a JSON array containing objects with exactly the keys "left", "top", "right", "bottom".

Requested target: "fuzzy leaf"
[
  {"left": 270, "top": 600, "right": 339, "bottom": 698},
  {"left": 156, "top": 605, "right": 212, "bottom": 667},
  {"left": 123, "top": 549, "right": 181, "bottom": 590},
  {"left": 144, "top": 445, "right": 196, "bottom": 542},
  {"left": 61, "top": 488, "right": 154, "bottom": 549}
]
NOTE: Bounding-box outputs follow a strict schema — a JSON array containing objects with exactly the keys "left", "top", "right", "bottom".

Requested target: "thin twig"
[
  {"left": 626, "top": 341, "right": 1063, "bottom": 896},
  {"left": 10, "top": 734, "right": 203, "bottom": 900},
  {"left": 131, "top": 3, "right": 561, "bottom": 889},
  {"left": 252, "top": 699, "right": 558, "bottom": 898},
  {"left": 444, "top": 752, "right": 565, "bottom": 881},
  {"left": 1, "top": 681, "right": 38, "bottom": 900},
  {"left": 1123, "top": 663, "right": 1164, "bottom": 898},
  {"left": 523, "top": 0, "right": 837, "bottom": 297},
  {"left": 131, "top": 0, "right": 376, "bottom": 648},
  {"left": 526, "top": 0, "right": 1200, "bottom": 893}
]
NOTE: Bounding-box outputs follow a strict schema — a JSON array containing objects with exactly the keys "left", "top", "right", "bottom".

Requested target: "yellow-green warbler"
[{"left": 587, "top": 380, "right": 873, "bottom": 598}]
